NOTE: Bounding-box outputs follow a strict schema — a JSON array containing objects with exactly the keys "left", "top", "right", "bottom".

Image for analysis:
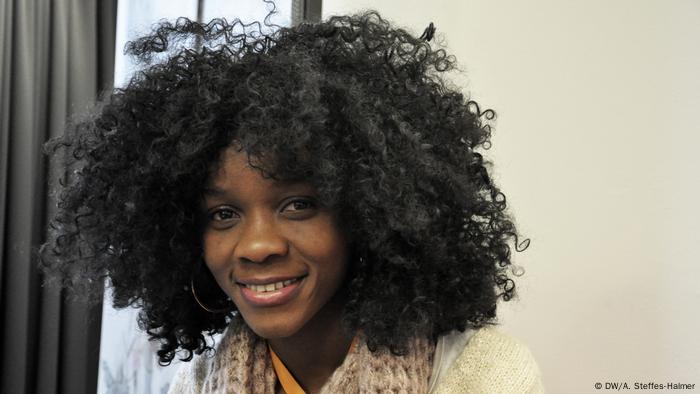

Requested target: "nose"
[{"left": 233, "top": 213, "right": 289, "bottom": 264}]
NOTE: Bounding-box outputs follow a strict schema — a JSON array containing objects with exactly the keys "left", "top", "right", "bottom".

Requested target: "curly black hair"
[{"left": 40, "top": 11, "right": 527, "bottom": 365}]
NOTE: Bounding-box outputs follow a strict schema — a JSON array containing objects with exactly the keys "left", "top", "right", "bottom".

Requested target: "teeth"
[{"left": 246, "top": 278, "right": 299, "bottom": 293}]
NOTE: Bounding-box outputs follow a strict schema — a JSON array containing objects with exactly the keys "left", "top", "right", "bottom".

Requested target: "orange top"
[{"left": 268, "top": 336, "right": 359, "bottom": 394}]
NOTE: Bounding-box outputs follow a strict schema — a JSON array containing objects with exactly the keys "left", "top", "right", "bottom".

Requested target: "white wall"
[{"left": 323, "top": 1, "right": 700, "bottom": 392}]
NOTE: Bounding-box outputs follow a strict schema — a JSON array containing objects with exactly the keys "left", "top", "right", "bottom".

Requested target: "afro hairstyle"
[{"left": 40, "top": 11, "right": 528, "bottom": 364}]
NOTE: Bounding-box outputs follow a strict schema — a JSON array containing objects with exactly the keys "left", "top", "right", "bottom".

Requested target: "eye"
[
  {"left": 281, "top": 198, "right": 317, "bottom": 218},
  {"left": 283, "top": 199, "right": 313, "bottom": 211},
  {"left": 207, "top": 206, "right": 240, "bottom": 226}
]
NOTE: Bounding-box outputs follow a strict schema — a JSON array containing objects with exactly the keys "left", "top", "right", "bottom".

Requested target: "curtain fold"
[{"left": 0, "top": 1, "right": 117, "bottom": 393}]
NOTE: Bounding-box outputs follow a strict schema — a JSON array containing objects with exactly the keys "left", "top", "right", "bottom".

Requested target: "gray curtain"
[{"left": 0, "top": 1, "right": 117, "bottom": 393}]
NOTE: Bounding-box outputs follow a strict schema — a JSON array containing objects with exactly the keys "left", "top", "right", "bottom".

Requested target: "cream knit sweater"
[
  {"left": 431, "top": 327, "right": 544, "bottom": 393},
  {"left": 169, "top": 326, "right": 544, "bottom": 393}
]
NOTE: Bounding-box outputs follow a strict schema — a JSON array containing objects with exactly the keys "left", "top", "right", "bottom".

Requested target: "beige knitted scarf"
[{"left": 200, "top": 325, "right": 435, "bottom": 393}]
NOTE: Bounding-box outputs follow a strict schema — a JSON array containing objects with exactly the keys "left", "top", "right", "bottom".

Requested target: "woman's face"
[{"left": 201, "top": 146, "right": 349, "bottom": 339}]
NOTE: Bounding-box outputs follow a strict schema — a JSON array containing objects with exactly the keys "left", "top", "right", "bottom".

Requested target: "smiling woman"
[
  {"left": 202, "top": 147, "right": 350, "bottom": 345},
  {"left": 40, "top": 12, "right": 542, "bottom": 393},
  {"left": 201, "top": 148, "right": 353, "bottom": 392}
]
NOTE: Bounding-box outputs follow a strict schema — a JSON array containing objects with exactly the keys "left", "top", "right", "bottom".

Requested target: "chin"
[{"left": 239, "top": 312, "right": 306, "bottom": 339}]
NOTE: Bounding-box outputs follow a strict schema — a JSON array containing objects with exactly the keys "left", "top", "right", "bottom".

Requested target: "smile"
[
  {"left": 243, "top": 277, "right": 302, "bottom": 293},
  {"left": 237, "top": 275, "right": 306, "bottom": 307}
]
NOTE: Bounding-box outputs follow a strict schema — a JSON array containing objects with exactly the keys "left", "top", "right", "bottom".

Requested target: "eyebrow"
[
  {"left": 202, "top": 181, "right": 314, "bottom": 197},
  {"left": 202, "top": 186, "right": 226, "bottom": 196}
]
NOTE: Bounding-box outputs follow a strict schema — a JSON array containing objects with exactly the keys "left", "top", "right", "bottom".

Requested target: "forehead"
[
  {"left": 204, "top": 146, "right": 312, "bottom": 196},
  {"left": 205, "top": 147, "right": 266, "bottom": 190},
  {"left": 210, "top": 146, "right": 253, "bottom": 179}
]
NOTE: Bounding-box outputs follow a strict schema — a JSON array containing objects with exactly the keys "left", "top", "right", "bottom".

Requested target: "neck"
[{"left": 267, "top": 296, "right": 354, "bottom": 394}]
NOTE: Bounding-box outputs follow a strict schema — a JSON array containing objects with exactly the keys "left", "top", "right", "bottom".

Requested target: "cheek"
[
  {"left": 202, "top": 232, "right": 233, "bottom": 273},
  {"left": 308, "top": 222, "right": 349, "bottom": 281},
  {"left": 312, "top": 235, "right": 346, "bottom": 263}
]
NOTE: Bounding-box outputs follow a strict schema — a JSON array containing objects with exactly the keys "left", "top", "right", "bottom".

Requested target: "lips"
[{"left": 236, "top": 275, "right": 307, "bottom": 307}]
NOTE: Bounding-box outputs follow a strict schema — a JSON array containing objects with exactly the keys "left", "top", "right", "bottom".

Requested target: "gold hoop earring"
[{"left": 190, "top": 278, "right": 233, "bottom": 314}]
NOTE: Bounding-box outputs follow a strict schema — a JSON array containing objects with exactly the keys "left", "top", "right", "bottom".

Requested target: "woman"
[{"left": 41, "top": 12, "right": 543, "bottom": 393}]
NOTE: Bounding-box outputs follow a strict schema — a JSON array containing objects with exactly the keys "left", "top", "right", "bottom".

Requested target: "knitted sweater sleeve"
[
  {"left": 168, "top": 362, "right": 193, "bottom": 394},
  {"left": 433, "top": 327, "right": 544, "bottom": 393},
  {"left": 168, "top": 355, "right": 212, "bottom": 394}
]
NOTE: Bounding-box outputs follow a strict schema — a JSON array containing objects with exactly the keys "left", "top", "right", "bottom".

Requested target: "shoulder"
[
  {"left": 431, "top": 326, "right": 544, "bottom": 393},
  {"left": 167, "top": 341, "right": 226, "bottom": 394},
  {"left": 167, "top": 324, "right": 259, "bottom": 394},
  {"left": 168, "top": 356, "right": 209, "bottom": 394}
]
